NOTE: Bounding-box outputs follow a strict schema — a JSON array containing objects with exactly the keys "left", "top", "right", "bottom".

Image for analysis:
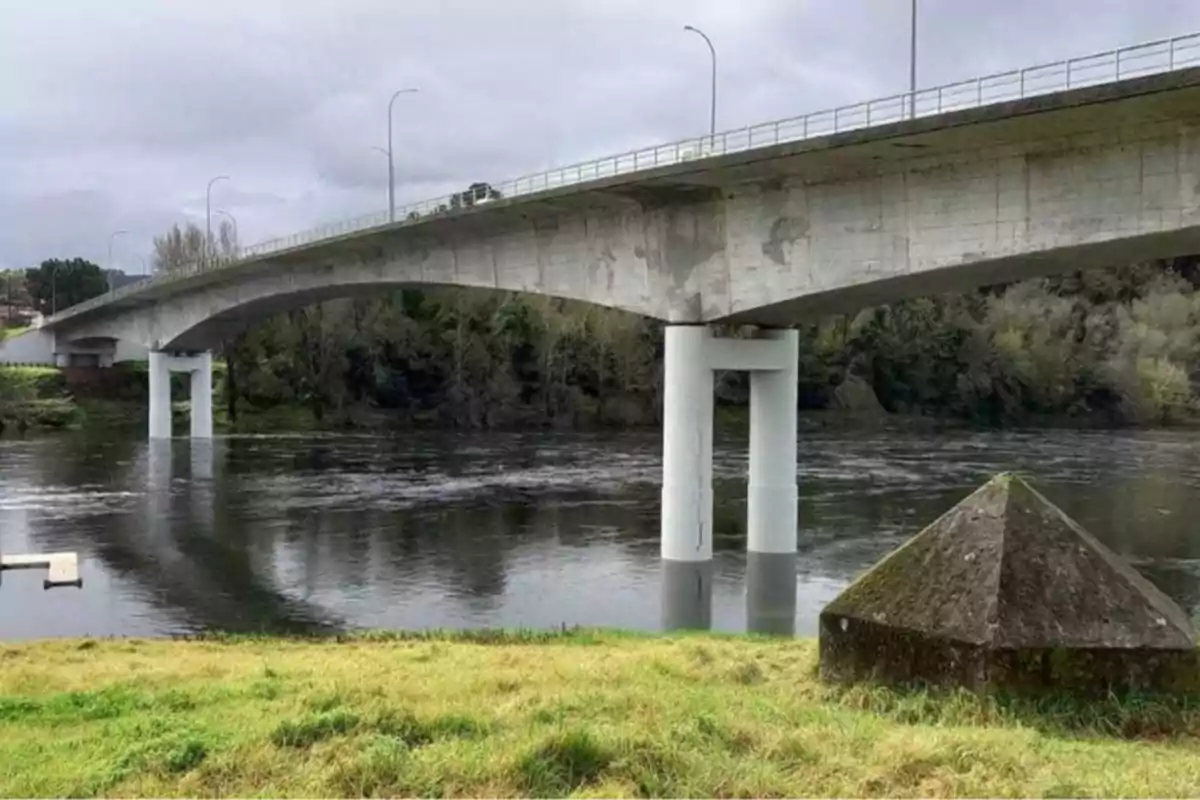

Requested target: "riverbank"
[
  {"left": 1, "top": 632, "right": 1198, "bottom": 797},
  {"left": 4, "top": 362, "right": 1200, "bottom": 437}
]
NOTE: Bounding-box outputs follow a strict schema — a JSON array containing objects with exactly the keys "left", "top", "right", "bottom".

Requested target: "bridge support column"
[
  {"left": 660, "top": 325, "right": 799, "bottom": 632},
  {"left": 189, "top": 352, "right": 213, "bottom": 440},
  {"left": 147, "top": 350, "right": 214, "bottom": 441},
  {"left": 661, "top": 325, "right": 714, "bottom": 564},
  {"left": 661, "top": 325, "right": 715, "bottom": 631},
  {"left": 747, "top": 329, "right": 799, "bottom": 554},
  {"left": 746, "top": 329, "right": 798, "bottom": 634},
  {"left": 148, "top": 351, "right": 172, "bottom": 440}
]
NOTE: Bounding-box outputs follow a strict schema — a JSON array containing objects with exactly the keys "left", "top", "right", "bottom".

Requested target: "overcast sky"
[{"left": 2, "top": 0, "right": 1199, "bottom": 273}]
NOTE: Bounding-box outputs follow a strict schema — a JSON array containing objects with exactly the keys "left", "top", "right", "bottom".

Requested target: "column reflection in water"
[
  {"left": 146, "top": 438, "right": 174, "bottom": 505},
  {"left": 188, "top": 438, "right": 214, "bottom": 482},
  {"left": 745, "top": 551, "right": 797, "bottom": 635},
  {"left": 661, "top": 559, "right": 713, "bottom": 631},
  {"left": 186, "top": 439, "right": 216, "bottom": 534}
]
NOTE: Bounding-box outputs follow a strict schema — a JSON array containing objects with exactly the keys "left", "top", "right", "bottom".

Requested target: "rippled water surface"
[{"left": 3, "top": 428, "right": 1200, "bottom": 639}]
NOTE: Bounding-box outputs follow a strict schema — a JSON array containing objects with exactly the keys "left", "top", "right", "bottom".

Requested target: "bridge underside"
[{"left": 725, "top": 225, "right": 1200, "bottom": 325}]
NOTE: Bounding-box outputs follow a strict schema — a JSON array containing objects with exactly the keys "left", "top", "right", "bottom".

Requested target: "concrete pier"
[
  {"left": 148, "top": 350, "right": 213, "bottom": 440},
  {"left": 747, "top": 330, "right": 799, "bottom": 556},
  {"left": 660, "top": 326, "right": 715, "bottom": 564},
  {"left": 660, "top": 325, "right": 799, "bottom": 630}
]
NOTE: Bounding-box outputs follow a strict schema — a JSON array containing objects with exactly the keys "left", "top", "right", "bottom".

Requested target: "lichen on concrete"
[{"left": 820, "top": 472, "right": 1200, "bottom": 695}]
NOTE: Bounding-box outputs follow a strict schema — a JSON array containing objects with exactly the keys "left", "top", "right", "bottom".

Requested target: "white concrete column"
[
  {"left": 148, "top": 351, "right": 173, "bottom": 440},
  {"left": 189, "top": 351, "right": 213, "bottom": 439},
  {"left": 661, "top": 325, "right": 714, "bottom": 562},
  {"left": 747, "top": 329, "right": 799, "bottom": 554}
]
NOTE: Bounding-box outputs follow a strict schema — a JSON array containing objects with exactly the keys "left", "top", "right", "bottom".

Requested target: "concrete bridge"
[{"left": 6, "top": 32, "right": 1200, "bottom": 625}]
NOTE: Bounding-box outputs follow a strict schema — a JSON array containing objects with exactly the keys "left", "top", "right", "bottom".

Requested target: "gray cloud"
[{"left": 3, "top": 0, "right": 1200, "bottom": 273}]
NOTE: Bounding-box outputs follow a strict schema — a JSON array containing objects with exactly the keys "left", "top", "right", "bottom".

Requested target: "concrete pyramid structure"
[{"left": 819, "top": 473, "right": 1199, "bottom": 694}]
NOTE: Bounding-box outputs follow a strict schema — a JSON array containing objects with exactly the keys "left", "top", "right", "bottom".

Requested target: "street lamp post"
[
  {"left": 387, "top": 88, "right": 418, "bottom": 223},
  {"left": 108, "top": 230, "right": 129, "bottom": 293},
  {"left": 215, "top": 209, "right": 239, "bottom": 260},
  {"left": 909, "top": 0, "right": 918, "bottom": 119},
  {"left": 683, "top": 25, "right": 717, "bottom": 148},
  {"left": 205, "top": 175, "right": 230, "bottom": 267}
]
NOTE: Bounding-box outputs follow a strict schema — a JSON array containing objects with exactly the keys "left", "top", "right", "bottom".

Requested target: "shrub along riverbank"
[
  {"left": 10, "top": 257, "right": 1200, "bottom": 435},
  {"left": 0, "top": 365, "right": 77, "bottom": 432},
  {"left": 1, "top": 632, "right": 1199, "bottom": 797}
]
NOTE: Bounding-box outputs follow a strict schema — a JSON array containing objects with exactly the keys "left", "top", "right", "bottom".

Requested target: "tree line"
[{"left": 6, "top": 218, "right": 1200, "bottom": 428}]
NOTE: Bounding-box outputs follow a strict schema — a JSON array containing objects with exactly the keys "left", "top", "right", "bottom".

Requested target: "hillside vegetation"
[{"left": 216, "top": 259, "right": 1200, "bottom": 429}]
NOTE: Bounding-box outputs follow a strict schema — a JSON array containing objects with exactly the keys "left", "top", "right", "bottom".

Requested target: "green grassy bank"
[{"left": 2, "top": 632, "right": 1200, "bottom": 797}]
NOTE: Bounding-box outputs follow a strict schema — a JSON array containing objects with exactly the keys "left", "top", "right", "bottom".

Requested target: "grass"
[
  {"left": 0, "top": 364, "right": 60, "bottom": 384},
  {"left": 0, "top": 325, "right": 30, "bottom": 341},
  {"left": 2, "top": 631, "right": 1200, "bottom": 797}
]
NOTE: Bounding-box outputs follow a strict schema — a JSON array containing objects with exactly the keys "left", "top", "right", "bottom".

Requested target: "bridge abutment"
[
  {"left": 148, "top": 350, "right": 213, "bottom": 440},
  {"left": 661, "top": 325, "right": 799, "bottom": 631}
]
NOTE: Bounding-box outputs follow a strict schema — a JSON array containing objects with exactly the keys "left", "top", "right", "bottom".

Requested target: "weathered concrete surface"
[
  {"left": 40, "top": 67, "right": 1200, "bottom": 351},
  {"left": 0, "top": 328, "right": 55, "bottom": 364},
  {"left": 819, "top": 473, "right": 1199, "bottom": 695},
  {"left": 0, "top": 329, "right": 148, "bottom": 367}
]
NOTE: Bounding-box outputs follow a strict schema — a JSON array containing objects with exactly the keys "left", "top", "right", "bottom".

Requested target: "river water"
[{"left": 3, "top": 428, "right": 1200, "bottom": 640}]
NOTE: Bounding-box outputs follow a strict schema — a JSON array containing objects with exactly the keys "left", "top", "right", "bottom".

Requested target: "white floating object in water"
[{"left": 0, "top": 552, "right": 82, "bottom": 589}]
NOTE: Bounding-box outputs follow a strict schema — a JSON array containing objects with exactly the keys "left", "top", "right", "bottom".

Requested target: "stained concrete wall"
[
  {"left": 0, "top": 329, "right": 148, "bottom": 366},
  {"left": 0, "top": 329, "right": 55, "bottom": 365},
  {"left": 46, "top": 67, "right": 1200, "bottom": 350}
]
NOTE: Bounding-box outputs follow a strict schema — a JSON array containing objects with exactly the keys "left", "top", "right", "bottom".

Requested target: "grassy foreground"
[{"left": 3, "top": 632, "right": 1200, "bottom": 797}]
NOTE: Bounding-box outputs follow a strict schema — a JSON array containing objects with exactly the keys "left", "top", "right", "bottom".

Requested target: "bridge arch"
[{"left": 55, "top": 205, "right": 704, "bottom": 351}]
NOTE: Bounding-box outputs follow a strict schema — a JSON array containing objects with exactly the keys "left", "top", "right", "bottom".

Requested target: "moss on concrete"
[{"left": 821, "top": 473, "right": 1199, "bottom": 695}]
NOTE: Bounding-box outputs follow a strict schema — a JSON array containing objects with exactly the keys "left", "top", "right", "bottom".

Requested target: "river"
[{"left": 2, "top": 428, "right": 1200, "bottom": 640}]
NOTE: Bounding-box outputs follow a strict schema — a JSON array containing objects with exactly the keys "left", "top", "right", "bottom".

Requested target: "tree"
[
  {"left": 152, "top": 220, "right": 237, "bottom": 275},
  {"left": 24, "top": 258, "right": 107, "bottom": 315},
  {"left": 1, "top": 270, "right": 33, "bottom": 322},
  {"left": 149, "top": 219, "right": 248, "bottom": 420}
]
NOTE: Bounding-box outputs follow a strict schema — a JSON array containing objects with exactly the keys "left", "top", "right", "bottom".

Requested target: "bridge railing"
[{"left": 49, "top": 30, "right": 1200, "bottom": 324}]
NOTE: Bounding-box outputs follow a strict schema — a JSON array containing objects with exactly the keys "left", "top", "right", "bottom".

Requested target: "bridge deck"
[{"left": 40, "top": 31, "right": 1200, "bottom": 327}]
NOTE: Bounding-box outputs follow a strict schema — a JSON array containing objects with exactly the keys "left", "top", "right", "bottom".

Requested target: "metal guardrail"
[{"left": 48, "top": 31, "right": 1200, "bottom": 324}]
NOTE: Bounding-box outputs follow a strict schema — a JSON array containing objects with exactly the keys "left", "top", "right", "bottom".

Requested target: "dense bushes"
[
  {"left": 0, "top": 366, "right": 77, "bottom": 431},
  {"left": 214, "top": 261, "right": 1200, "bottom": 429},
  {"left": 8, "top": 258, "right": 1200, "bottom": 432},
  {"left": 221, "top": 290, "right": 662, "bottom": 429}
]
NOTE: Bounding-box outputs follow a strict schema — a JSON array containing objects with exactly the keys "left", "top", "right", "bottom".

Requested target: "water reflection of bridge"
[
  {"left": 17, "top": 433, "right": 799, "bottom": 635},
  {"left": 22, "top": 437, "right": 340, "bottom": 634},
  {"left": 16, "top": 429, "right": 1200, "bottom": 636}
]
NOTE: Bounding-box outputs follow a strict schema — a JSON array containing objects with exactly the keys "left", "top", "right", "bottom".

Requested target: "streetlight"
[
  {"left": 215, "top": 209, "right": 238, "bottom": 259},
  {"left": 909, "top": 0, "right": 918, "bottom": 119},
  {"left": 205, "top": 175, "right": 230, "bottom": 266},
  {"left": 108, "top": 229, "right": 129, "bottom": 293},
  {"left": 683, "top": 25, "right": 717, "bottom": 146},
  {"left": 387, "top": 88, "right": 418, "bottom": 223}
]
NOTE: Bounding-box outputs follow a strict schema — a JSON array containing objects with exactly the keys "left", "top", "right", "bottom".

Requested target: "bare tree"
[{"left": 152, "top": 220, "right": 238, "bottom": 275}]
